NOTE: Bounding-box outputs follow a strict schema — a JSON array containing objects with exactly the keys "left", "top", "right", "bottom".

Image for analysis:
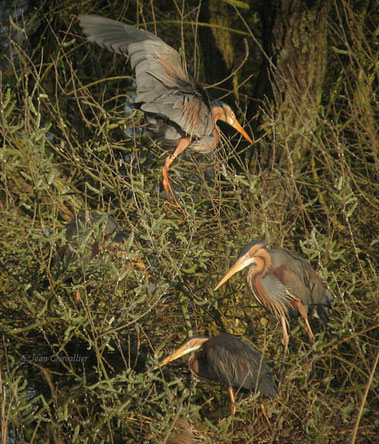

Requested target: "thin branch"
[{"left": 350, "top": 350, "right": 379, "bottom": 444}]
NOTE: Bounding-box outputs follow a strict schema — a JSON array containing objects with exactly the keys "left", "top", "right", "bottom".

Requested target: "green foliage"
[{"left": 0, "top": 1, "right": 377, "bottom": 443}]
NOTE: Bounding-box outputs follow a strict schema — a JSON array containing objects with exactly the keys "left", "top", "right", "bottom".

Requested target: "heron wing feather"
[
  {"left": 188, "top": 136, "right": 218, "bottom": 153},
  {"left": 260, "top": 274, "right": 295, "bottom": 315},
  {"left": 79, "top": 15, "right": 215, "bottom": 137},
  {"left": 205, "top": 335, "right": 277, "bottom": 397},
  {"left": 269, "top": 249, "right": 333, "bottom": 311}
]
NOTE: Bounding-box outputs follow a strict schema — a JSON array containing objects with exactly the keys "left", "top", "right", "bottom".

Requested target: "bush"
[{"left": 0, "top": 1, "right": 376, "bottom": 442}]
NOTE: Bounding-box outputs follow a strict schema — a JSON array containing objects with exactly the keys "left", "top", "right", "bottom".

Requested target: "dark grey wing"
[
  {"left": 102, "top": 215, "right": 128, "bottom": 243},
  {"left": 144, "top": 113, "right": 182, "bottom": 145},
  {"left": 270, "top": 249, "right": 334, "bottom": 321},
  {"left": 79, "top": 15, "right": 215, "bottom": 137},
  {"left": 205, "top": 334, "right": 277, "bottom": 398},
  {"left": 188, "top": 135, "right": 218, "bottom": 154}
]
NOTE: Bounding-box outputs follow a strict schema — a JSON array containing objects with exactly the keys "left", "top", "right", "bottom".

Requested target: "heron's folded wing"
[
  {"left": 206, "top": 335, "right": 277, "bottom": 397},
  {"left": 270, "top": 249, "right": 333, "bottom": 309}
]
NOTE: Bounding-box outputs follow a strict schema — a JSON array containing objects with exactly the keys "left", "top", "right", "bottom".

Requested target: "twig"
[
  {"left": 325, "top": 324, "right": 378, "bottom": 355},
  {"left": 350, "top": 350, "right": 379, "bottom": 444},
  {"left": 205, "top": 39, "right": 249, "bottom": 92}
]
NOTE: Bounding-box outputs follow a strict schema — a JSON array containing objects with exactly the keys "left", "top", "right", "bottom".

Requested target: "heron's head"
[
  {"left": 214, "top": 240, "right": 267, "bottom": 290},
  {"left": 154, "top": 337, "right": 208, "bottom": 370},
  {"left": 211, "top": 102, "right": 253, "bottom": 144}
]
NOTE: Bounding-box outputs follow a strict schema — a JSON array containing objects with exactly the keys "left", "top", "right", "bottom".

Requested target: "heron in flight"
[{"left": 79, "top": 15, "right": 252, "bottom": 206}]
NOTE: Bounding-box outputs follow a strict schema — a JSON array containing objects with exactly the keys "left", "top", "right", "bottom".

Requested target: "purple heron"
[
  {"left": 57, "top": 212, "right": 128, "bottom": 264},
  {"left": 155, "top": 333, "right": 277, "bottom": 415},
  {"left": 215, "top": 240, "right": 334, "bottom": 352},
  {"left": 78, "top": 15, "right": 252, "bottom": 206}
]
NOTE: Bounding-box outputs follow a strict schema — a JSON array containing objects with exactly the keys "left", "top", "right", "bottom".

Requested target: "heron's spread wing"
[{"left": 79, "top": 15, "right": 215, "bottom": 137}]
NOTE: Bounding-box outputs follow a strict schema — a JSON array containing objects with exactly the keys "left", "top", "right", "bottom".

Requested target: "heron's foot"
[
  {"left": 283, "top": 337, "right": 289, "bottom": 354},
  {"left": 163, "top": 201, "right": 187, "bottom": 220},
  {"left": 260, "top": 403, "right": 272, "bottom": 428},
  {"left": 162, "top": 177, "right": 185, "bottom": 214}
]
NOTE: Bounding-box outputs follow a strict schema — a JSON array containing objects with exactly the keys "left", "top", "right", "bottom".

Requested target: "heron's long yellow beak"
[
  {"left": 153, "top": 338, "right": 207, "bottom": 371},
  {"left": 231, "top": 120, "right": 253, "bottom": 144},
  {"left": 214, "top": 254, "right": 255, "bottom": 290},
  {"left": 153, "top": 346, "right": 188, "bottom": 371}
]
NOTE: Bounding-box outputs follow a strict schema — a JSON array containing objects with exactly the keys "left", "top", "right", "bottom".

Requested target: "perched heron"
[
  {"left": 66, "top": 212, "right": 127, "bottom": 243},
  {"left": 53, "top": 212, "right": 130, "bottom": 297},
  {"left": 215, "top": 240, "right": 334, "bottom": 352},
  {"left": 78, "top": 15, "right": 253, "bottom": 206},
  {"left": 155, "top": 333, "right": 277, "bottom": 415},
  {"left": 58, "top": 212, "right": 128, "bottom": 263}
]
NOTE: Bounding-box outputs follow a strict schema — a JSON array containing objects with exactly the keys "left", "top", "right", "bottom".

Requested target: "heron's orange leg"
[
  {"left": 304, "top": 318, "right": 315, "bottom": 342},
  {"left": 228, "top": 385, "right": 236, "bottom": 415},
  {"left": 294, "top": 300, "right": 315, "bottom": 343},
  {"left": 260, "top": 403, "right": 272, "bottom": 428},
  {"left": 162, "top": 137, "right": 191, "bottom": 207},
  {"left": 280, "top": 315, "right": 290, "bottom": 353}
]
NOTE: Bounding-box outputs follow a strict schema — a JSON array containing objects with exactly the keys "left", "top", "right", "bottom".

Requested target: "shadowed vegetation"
[{"left": 0, "top": 0, "right": 377, "bottom": 442}]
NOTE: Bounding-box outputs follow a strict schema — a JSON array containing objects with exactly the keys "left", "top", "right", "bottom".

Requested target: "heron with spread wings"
[{"left": 79, "top": 15, "right": 252, "bottom": 206}]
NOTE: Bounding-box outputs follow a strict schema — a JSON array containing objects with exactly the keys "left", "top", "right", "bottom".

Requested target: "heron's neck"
[
  {"left": 254, "top": 249, "right": 271, "bottom": 276},
  {"left": 211, "top": 107, "right": 227, "bottom": 123},
  {"left": 247, "top": 250, "right": 275, "bottom": 311}
]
